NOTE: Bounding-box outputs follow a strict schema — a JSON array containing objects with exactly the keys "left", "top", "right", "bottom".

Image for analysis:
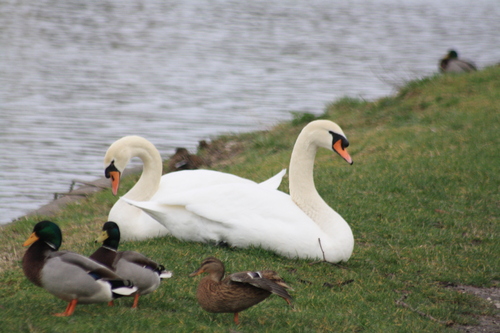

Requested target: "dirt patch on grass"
[{"left": 452, "top": 284, "right": 500, "bottom": 333}]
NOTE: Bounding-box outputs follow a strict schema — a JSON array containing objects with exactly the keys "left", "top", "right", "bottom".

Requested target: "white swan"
[
  {"left": 104, "top": 136, "right": 286, "bottom": 241},
  {"left": 123, "top": 120, "right": 354, "bottom": 263}
]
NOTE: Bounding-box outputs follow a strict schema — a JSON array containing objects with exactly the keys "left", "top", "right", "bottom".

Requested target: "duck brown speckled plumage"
[
  {"left": 168, "top": 147, "right": 204, "bottom": 172},
  {"left": 189, "top": 257, "right": 293, "bottom": 324}
]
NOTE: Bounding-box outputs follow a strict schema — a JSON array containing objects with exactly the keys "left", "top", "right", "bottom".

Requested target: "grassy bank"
[{"left": 1, "top": 67, "right": 499, "bottom": 332}]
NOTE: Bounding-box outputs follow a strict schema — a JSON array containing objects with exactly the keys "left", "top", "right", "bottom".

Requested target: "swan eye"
[{"left": 105, "top": 161, "right": 119, "bottom": 179}]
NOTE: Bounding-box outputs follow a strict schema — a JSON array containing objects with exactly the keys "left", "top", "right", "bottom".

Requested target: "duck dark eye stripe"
[{"left": 202, "top": 258, "right": 218, "bottom": 265}]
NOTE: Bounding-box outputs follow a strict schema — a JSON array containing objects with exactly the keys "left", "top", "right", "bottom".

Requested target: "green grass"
[{"left": 1, "top": 67, "right": 499, "bottom": 332}]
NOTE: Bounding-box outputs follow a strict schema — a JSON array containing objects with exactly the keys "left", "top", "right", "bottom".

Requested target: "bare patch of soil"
[{"left": 452, "top": 284, "right": 500, "bottom": 333}]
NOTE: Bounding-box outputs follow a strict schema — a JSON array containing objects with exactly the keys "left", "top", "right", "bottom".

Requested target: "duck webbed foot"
[{"left": 53, "top": 299, "right": 78, "bottom": 317}]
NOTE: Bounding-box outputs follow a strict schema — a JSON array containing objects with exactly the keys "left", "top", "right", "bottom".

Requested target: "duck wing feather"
[
  {"left": 52, "top": 251, "right": 123, "bottom": 280},
  {"left": 116, "top": 251, "right": 160, "bottom": 269},
  {"left": 228, "top": 271, "right": 293, "bottom": 303}
]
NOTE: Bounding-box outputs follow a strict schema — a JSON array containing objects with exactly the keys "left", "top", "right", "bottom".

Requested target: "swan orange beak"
[
  {"left": 109, "top": 171, "right": 121, "bottom": 195},
  {"left": 23, "top": 232, "right": 39, "bottom": 247},
  {"left": 333, "top": 140, "right": 353, "bottom": 165}
]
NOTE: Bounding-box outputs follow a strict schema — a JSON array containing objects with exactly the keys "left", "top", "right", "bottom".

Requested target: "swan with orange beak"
[{"left": 120, "top": 120, "right": 355, "bottom": 263}]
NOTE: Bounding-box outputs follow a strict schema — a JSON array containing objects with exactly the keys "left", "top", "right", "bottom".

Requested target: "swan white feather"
[
  {"left": 104, "top": 136, "right": 286, "bottom": 241},
  {"left": 120, "top": 120, "right": 355, "bottom": 263},
  {"left": 122, "top": 183, "right": 340, "bottom": 260}
]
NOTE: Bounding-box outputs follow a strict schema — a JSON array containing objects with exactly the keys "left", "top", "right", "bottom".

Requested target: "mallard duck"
[
  {"left": 104, "top": 135, "right": 286, "bottom": 240},
  {"left": 89, "top": 221, "right": 172, "bottom": 308},
  {"left": 22, "top": 220, "right": 137, "bottom": 316},
  {"left": 122, "top": 120, "right": 354, "bottom": 263},
  {"left": 189, "top": 257, "right": 293, "bottom": 324},
  {"left": 439, "top": 50, "right": 477, "bottom": 73}
]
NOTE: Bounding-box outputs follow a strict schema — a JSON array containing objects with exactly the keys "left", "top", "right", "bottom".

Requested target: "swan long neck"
[
  {"left": 289, "top": 123, "right": 351, "bottom": 240},
  {"left": 287, "top": 121, "right": 354, "bottom": 262},
  {"left": 289, "top": 131, "right": 327, "bottom": 219},
  {"left": 123, "top": 140, "right": 162, "bottom": 201}
]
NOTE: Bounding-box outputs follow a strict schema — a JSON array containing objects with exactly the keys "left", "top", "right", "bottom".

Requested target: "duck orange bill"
[
  {"left": 188, "top": 268, "right": 204, "bottom": 277},
  {"left": 333, "top": 140, "right": 353, "bottom": 165},
  {"left": 23, "top": 232, "right": 40, "bottom": 247},
  {"left": 109, "top": 171, "right": 121, "bottom": 195}
]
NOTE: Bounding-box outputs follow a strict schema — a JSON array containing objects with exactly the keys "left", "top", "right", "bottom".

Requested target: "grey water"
[{"left": 1, "top": 0, "right": 499, "bottom": 225}]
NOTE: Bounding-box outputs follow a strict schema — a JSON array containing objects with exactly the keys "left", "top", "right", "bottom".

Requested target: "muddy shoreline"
[{"left": 13, "top": 166, "right": 142, "bottom": 222}]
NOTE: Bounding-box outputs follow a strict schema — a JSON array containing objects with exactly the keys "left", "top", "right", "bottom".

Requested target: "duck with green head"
[
  {"left": 89, "top": 221, "right": 172, "bottom": 308},
  {"left": 439, "top": 50, "right": 477, "bottom": 73},
  {"left": 22, "top": 220, "right": 137, "bottom": 316}
]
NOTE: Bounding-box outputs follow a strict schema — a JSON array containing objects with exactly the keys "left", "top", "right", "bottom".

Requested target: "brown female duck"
[{"left": 189, "top": 257, "right": 293, "bottom": 324}]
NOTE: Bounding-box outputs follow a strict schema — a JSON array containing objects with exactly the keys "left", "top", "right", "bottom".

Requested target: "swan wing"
[
  {"left": 155, "top": 169, "right": 286, "bottom": 197},
  {"left": 126, "top": 183, "right": 310, "bottom": 226},
  {"left": 122, "top": 182, "right": 320, "bottom": 247},
  {"left": 156, "top": 169, "right": 256, "bottom": 197},
  {"left": 257, "top": 169, "right": 286, "bottom": 190}
]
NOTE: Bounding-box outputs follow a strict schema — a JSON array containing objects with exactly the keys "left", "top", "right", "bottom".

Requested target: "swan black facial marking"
[
  {"left": 329, "top": 131, "right": 349, "bottom": 149},
  {"left": 105, "top": 161, "right": 119, "bottom": 179}
]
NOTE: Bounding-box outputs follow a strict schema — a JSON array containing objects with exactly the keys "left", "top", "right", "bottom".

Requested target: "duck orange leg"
[
  {"left": 131, "top": 294, "right": 140, "bottom": 308},
  {"left": 233, "top": 312, "right": 240, "bottom": 325},
  {"left": 54, "top": 299, "right": 78, "bottom": 316}
]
